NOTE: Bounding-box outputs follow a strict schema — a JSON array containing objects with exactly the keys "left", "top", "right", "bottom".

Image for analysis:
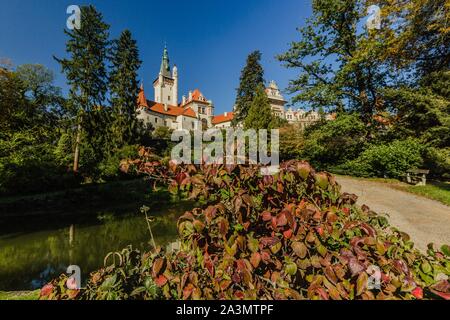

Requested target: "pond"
[{"left": 0, "top": 194, "right": 193, "bottom": 291}]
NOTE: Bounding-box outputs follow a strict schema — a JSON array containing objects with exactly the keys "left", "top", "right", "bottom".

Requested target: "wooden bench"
[{"left": 406, "top": 169, "right": 430, "bottom": 186}]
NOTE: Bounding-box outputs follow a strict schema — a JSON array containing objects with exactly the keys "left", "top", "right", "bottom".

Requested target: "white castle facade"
[{"left": 137, "top": 48, "right": 334, "bottom": 130}]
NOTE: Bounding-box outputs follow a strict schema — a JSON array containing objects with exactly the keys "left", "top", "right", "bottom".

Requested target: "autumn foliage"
[{"left": 41, "top": 149, "right": 450, "bottom": 300}]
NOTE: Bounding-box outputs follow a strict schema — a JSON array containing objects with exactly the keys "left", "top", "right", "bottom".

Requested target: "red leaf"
[
  {"left": 411, "top": 287, "right": 423, "bottom": 299},
  {"left": 259, "top": 237, "right": 279, "bottom": 247},
  {"left": 183, "top": 283, "right": 194, "bottom": 300},
  {"left": 152, "top": 258, "right": 165, "bottom": 277},
  {"left": 283, "top": 229, "right": 293, "bottom": 239},
  {"left": 261, "top": 211, "right": 272, "bottom": 222},
  {"left": 250, "top": 252, "right": 261, "bottom": 268},
  {"left": 40, "top": 284, "right": 54, "bottom": 297},
  {"left": 155, "top": 275, "right": 167, "bottom": 287},
  {"left": 276, "top": 212, "right": 287, "bottom": 227}
]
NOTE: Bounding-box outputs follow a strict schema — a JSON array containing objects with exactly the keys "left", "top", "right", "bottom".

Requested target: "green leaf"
[
  {"left": 421, "top": 261, "right": 432, "bottom": 274},
  {"left": 356, "top": 272, "right": 368, "bottom": 296},
  {"left": 441, "top": 244, "right": 450, "bottom": 257}
]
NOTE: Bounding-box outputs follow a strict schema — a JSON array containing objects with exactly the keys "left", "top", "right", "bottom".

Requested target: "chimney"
[
  {"left": 224, "top": 112, "right": 228, "bottom": 117},
  {"left": 182, "top": 95, "right": 186, "bottom": 105},
  {"left": 188, "top": 90, "right": 192, "bottom": 101},
  {"left": 164, "top": 103, "right": 168, "bottom": 112}
]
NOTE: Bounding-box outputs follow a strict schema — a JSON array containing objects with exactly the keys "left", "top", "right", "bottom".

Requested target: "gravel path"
[{"left": 336, "top": 176, "right": 450, "bottom": 253}]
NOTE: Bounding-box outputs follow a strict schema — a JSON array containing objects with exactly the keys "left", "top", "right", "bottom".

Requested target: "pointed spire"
[
  {"left": 159, "top": 45, "right": 171, "bottom": 77},
  {"left": 137, "top": 83, "right": 148, "bottom": 108}
]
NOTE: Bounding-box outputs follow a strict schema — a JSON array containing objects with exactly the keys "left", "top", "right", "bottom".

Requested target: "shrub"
[
  {"left": 41, "top": 156, "right": 450, "bottom": 300},
  {"left": 300, "top": 114, "right": 368, "bottom": 170},
  {"left": 97, "top": 145, "right": 140, "bottom": 180},
  {"left": 334, "top": 139, "right": 424, "bottom": 178},
  {"left": 422, "top": 147, "right": 450, "bottom": 180}
]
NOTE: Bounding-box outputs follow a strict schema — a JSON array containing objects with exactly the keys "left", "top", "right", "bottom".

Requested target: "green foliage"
[
  {"left": 0, "top": 65, "right": 76, "bottom": 195},
  {"left": 422, "top": 147, "right": 450, "bottom": 180},
  {"left": 109, "top": 30, "right": 142, "bottom": 147},
  {"left": 244, "top": 84, "right": 279, "bottom": 130},
  {"left": 15, "top": 64, "right": 63, "bottom": 113},
  {"left": 152, "top": 126, "right": 173, "bottom": 140},
  {"left": 232, "top": 51, "right": 265, "bottom": 125},
  {"left": 54, "top": 5, "right": 111, "bottom": 171},
  {"left": 300, "top": 114, "right": 368, "bottom": 170},
  {"left": 403, "top": 181, "right": 450, "bottom": 207},
  {"left": 0, "top": 131, "right": 79, "bottom": 195},
  {"left": 278, "top": 0, "right": 390, "bottom": 122},
  {"left": 279, "top": 125, "right": 304, "bottom": 161},
  {"left": 42, "top": 160, "right": 450, "bottom": 300},
  {"left": 0, "top": 69, "right": 30, "bottom": 135},
  {"left": 97, "top": 145, "right": 140, "bottom": 180},
  {"left": 383, "top": 75, "right": 450, "bottom": 149},
  {"left": 335, "top": 139, "right": 424, "bottom": 178},
  {"left": 55, "top": 5, "right": 109, "bottom": 112}
]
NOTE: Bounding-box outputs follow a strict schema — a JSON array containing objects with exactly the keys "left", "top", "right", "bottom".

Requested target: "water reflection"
[{"left": 0, "top": 202, "right": 191, "bottom": 291}]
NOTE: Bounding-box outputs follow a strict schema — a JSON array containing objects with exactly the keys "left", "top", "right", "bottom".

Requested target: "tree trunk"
[{"left": 73, "top": 116, "right": 82, "bottom": 173}]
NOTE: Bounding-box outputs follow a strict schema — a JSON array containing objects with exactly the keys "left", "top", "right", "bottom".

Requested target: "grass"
[
  {"left": 401, "top": 181, "right": 450, "bottom": 206},
  {"left": 0, "top": 290, "right": 39, "bottom": 300}
]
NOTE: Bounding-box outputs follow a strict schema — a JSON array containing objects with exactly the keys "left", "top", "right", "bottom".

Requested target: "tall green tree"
[
  {"left": 376, "top": 0, "right": 450, "bottom": 78},
  {"left": 244, "top": 84, "right": 277, "bottom": 130},
  {"left": 0, "top": 69, "right": 28, "bottom": 136},
  {"left": 15, "top": 64, "right": 65, "bottom": 127},
  {"left": 278, "top": 0, "right": 389, "bottom": 123},
  {"left": 109, "top": 30, "right": 142, "bottom": 147},
  {"left": 54, "top": 5, "right": 110, "bottom": 172},
  {"left": 232, "top": 50, "right": 265, "bottom": 125}
]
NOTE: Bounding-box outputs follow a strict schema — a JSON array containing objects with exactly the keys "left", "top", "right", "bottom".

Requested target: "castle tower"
[
  {"left": 265, "top": 80, "right": 287, "bottom": 118},
  {"left": 172, "top": 65, "right": 178, "bottom": 106},
  {"left": 153, "top": 46, "right": 177, "bottom": 105}
]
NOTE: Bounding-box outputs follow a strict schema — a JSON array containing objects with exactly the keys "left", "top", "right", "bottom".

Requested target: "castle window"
[
  {"left": 168, "top": 96, "right": 171, "bottom": 101},
  {"left": 155, "top": 117, "right": 158, "bottom": 123},
  {"left": 192, "top": 122, "right": 195, "bottom": 129}
]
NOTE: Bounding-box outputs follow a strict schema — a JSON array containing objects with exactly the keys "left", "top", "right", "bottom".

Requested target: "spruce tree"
[
  {"left": 109, "top": 30, "right": 142, "bottom": 147},
  {"left": 244, "top": 84, "right": 276, "bottom": 130},
  {"left": 54, "top": 5, "right": 110, "bottom": 172},
  {"left": 232, "top": 50, "right": 265, "bottom": 125}
]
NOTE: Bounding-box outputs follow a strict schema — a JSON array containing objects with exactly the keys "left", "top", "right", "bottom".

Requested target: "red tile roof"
[
  {"left": 182, "top": 107, "right": 197, "bottom": 118},
  {"left": 146, "top": 101, "right": 197, "bottom": 118},
  {"left": 137, "top": 85, "right": 148, "bottom": 107},
  {"left": 212, "top": 112, "right": 234, "bottom": 124},
  {"left": 192, "top": 89, "right": 202, "bottom": 100},
  {"left": 182, "top": 89, "right": 209, "bottom": 106},
  {"left": 137, "top": 85, "right": 196, "bottom": 118}
]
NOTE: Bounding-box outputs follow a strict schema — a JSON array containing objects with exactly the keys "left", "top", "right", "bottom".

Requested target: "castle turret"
[
  {"left": 172, "top": 65, "right": 178, "bottom": 106},
  {"left": 153, "top": 45, "right": 177, "bottom": 105}
]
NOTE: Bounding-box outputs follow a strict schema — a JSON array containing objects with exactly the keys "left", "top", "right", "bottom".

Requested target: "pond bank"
[
  {"left": 0, "top": 290, "right": 39, "bottom": 300},
  {"left": 0, "top": 178, "right": 195, "bottom": 292}
]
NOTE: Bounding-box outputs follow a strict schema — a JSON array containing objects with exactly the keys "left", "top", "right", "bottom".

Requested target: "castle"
[{"left": 137, "top": 47, "right": 333, "bottom": 130}]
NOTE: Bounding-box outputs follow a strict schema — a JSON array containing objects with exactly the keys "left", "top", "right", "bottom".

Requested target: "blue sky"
[{"left": 0, "top": 0, "right": 311, "bottom": 113}]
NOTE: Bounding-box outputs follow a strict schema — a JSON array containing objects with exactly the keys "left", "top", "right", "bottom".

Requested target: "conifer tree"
[
  {"left": 109, "top": 30, "right": 142, "bottom": 147},
  {"left": 244, "top": 84, "right": 276, "bottom": 130},
  {"left": 54, "top": 5, "right": 110, "bottom": 172},
  {"left": 232, "top": 50, "right": 265, "bottom": 125}
]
